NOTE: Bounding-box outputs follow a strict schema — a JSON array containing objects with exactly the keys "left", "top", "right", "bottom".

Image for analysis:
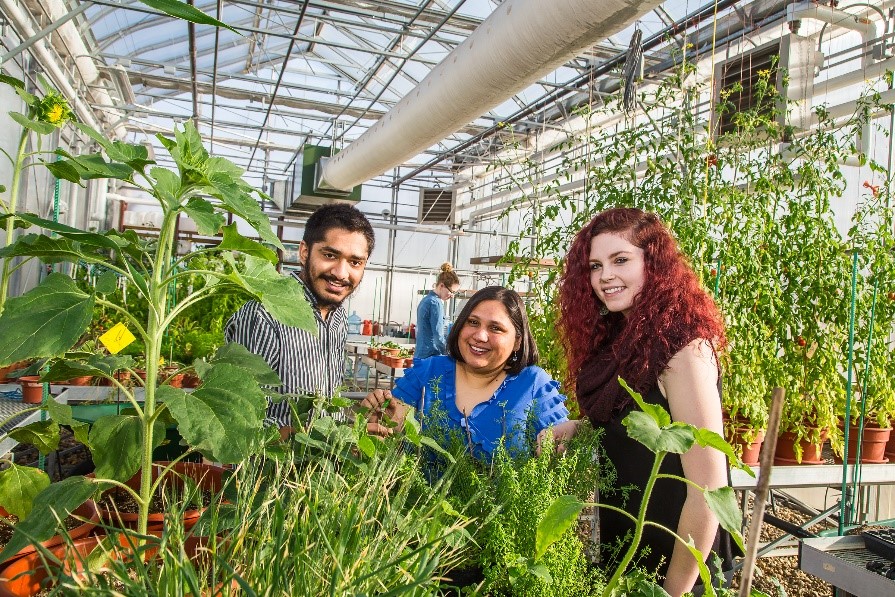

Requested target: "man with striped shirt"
[{"left": 225, "top": 203, "right": 374, "bottom": 438}]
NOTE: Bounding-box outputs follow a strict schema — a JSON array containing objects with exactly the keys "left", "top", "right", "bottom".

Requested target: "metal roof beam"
[
  {"left": 88, "top": 0, "right": 442, "bottom": 64},
  {"left": 99, "top": 54, "right": 372, "bottom": 100}
]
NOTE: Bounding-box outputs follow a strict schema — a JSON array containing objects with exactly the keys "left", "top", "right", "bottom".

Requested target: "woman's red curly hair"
[{"left": 558, "top": 207, "right": 726, "bottom": 392}]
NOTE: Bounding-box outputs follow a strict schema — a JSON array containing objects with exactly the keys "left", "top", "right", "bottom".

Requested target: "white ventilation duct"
[{"left": 319, "top": 0, "right": 663, "bottom": 191}]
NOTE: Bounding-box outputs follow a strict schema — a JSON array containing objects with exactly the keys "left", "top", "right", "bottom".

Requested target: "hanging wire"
[{"left": 622, "top": 26, "right": 643, "bottom": 113}]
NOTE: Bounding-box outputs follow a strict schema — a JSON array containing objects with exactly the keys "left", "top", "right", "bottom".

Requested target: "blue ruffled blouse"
[{"left": 391, "top": 355, "right": 569, "bottom": 459}]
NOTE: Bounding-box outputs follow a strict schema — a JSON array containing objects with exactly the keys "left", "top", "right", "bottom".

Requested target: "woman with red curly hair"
[{"left": 549, "top": 207, "right": 735, "bottom": 596}]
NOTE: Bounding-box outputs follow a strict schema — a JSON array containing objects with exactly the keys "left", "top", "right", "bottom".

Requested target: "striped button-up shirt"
[{"left": 224, "top": 272, "right": 347, "bottom": 428}]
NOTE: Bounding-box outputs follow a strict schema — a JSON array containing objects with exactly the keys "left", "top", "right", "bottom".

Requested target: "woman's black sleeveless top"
[{"left": 594, "top": 383, "right": 737, "bottom": 581}]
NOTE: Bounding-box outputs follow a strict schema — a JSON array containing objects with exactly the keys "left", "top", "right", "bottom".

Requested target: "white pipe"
[
  {"left": 0, "top": 0, "right": 104, "bottom": 134},
  {"left": 41, "top": 0, "right": 127, "bottom": 140},
  {"left": 787, "top": 1, "right": 882, "bottom": 167},
  {"left": 319, "top": 0, "right": 663, "bottom": 191}
]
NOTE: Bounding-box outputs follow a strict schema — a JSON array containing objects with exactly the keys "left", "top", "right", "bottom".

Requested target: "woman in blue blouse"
[{"left": 362, "top": 286, "right": 569, "bottom": 459}]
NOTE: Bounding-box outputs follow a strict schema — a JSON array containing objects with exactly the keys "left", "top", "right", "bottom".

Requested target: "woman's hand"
[
  {"left": 536, "top": 419, "right": 581, "bottom": 455},
  {"left": 360, "top": 389, "right": 410, "bottom": 436}
]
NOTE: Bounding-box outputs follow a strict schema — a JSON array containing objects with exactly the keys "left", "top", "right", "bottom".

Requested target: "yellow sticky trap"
[{"left": 99, "top": 323, "right": 136, "bottom": 354}]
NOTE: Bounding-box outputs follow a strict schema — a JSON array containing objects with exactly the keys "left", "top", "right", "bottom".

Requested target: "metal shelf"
[
  {"left": 800, "top": 535, "right": 895, "bottom": 597},
  {"left": 731, "top": 464, "right": 895, "bottom": 491}
]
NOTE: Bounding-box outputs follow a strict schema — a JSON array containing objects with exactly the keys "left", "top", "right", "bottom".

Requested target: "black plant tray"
[{"left": 862, "top": 529, "right": 895, "bottom": 562}]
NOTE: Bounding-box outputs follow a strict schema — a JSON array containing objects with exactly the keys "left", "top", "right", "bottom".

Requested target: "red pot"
[
  {"left": 725, "top": 425, "right": 765, "bottom": 467},
  {"left": 0, "top": 501, "right": 99, "bottom": 566},
  {"left": 886, "top": 420, "right": 895, "bottom": 462},
  {"left": 774, "top": 428, "right": 829, "bottom": 465},
  {"left": 0, "top": 531, "right": 223, "bottom": 596},
  {"left": 17, "top": 377, "right": 43, "bottom": 404},
  {"left": 835, "top": 423, "right": 892, "bottom": 464},
  {"left": 93, "top": 461, "right": 227, "bottom": 531}
]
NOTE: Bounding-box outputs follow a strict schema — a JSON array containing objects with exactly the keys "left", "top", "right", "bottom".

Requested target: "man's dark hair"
[{"left": 304, "top": 203, "right": 375, "bottom": 256}]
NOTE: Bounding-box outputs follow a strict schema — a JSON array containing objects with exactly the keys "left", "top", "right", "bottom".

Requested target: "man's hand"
[
  {"left": 279, "top": 426, "right": 295, "bottom": 441},
  {"left": 360, "top": 389, "right": 409, "bottom": 437}
]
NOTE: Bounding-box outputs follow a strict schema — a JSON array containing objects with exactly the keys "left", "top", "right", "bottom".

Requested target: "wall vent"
[
  {"left": 714, "top": 41, "right": 782, "bottom": 137},
  {"left": 417, "top": 188, "right": 455, "bottom": 224}
]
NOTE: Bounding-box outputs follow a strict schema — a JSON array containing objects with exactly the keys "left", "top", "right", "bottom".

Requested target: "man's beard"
[{"left": 301, "top": 268, "right": 355, "bottom": 308}]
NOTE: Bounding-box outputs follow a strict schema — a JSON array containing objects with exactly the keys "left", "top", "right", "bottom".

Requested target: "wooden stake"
[{"left": 738, "top": 387, "right": 785, "bottom": 597}]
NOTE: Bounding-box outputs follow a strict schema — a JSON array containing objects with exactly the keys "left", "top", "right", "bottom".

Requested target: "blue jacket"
[
  {"left": 414, "top": 291, "right": 446, "bottom": 359},
  {"left": 392, "top": 355, "right": 569, "bottom": 460}
]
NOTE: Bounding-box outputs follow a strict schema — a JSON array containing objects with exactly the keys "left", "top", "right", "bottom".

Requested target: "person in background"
[
  {"left": 362, "top": 286, "right": 569, "bottom": 461},
  {"left": 414, "top": 263, "right": 460, "bottom": 360},
  {"left": 549, "top": 207, "right": 735, "bottom": 596},
  {"left": 225, "top": 203, "right": 374, "bottom": 439}
]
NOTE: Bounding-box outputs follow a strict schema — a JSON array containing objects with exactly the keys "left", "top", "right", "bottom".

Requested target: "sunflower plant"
[
  {"left": 0, "top": 113, "right": 317, "bottom": 557},
  {"left": 0, "top": 74, "right": 75, "bottom": 314}
]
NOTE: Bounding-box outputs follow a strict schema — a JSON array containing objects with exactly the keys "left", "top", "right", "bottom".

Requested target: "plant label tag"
[{"left": 99, "top": 323, "right": 136, "bottom": 354}]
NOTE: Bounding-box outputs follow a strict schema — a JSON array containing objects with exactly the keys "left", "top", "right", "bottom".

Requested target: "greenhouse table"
[
  {"left": 360, "top": 356, "right": 405, "bottom": 391},
  {"left": 800, "top": 535, "right": 895, "bottom": 597},
  {"left": 730, "top": 464, "right": 895, "bottom": 560},
  {"left": 0, "top": 383, "right": 43, "bottom": 457}
]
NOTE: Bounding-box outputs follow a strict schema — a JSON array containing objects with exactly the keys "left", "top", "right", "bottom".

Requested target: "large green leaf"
[
  {"left": 226, "top": 255, "right": 315, "bottom": 332},
  {"left": 42, "top": 354, "right": 134, "bottom": 382},
  {"left": 0, "top": 234, "right": 84, "bottom": 263},
  {"left": 58, "top": 152, "right": 134, "bottom": 181},
  {"left": 9, "top": 112, "right": 54, "bottom": 135},
  {"left": 107, "top": 141, "right": 153, "bottom": 173},
  {"left": 151, "top": 167, "right": 181, "bottom": 210},
  {"left": 693, "top": 428, "right": 744, "bottom": 467},
  {"left": 44, "top": 399, "right": 91, "bottom": 445},
  {"left": 162, "top": 363, "right": 266, "bottom": 463},
  {"left": 8, "top": 420, "right": 61, "bottom": 455},
  {"left": 195, "top": 342, "right": 280, "bottom": 385},
  {"left": 45, "top": 159, "right": 82, "bottom": 184},
  {"left": 619, "top": 378, "right": 671, "bottom": 427},
  {"left": 704, "top": 486, "right": 746, "bottom": 553},
  {"left": 0, "top": 274, "right": 93, "bottom": 366},
  {"left": 0, "top": 74, "right": 25, "bottom": 91},
  {"left": 171, "top": 121, "right": 209, "bottom": 173},
  {"left": 622, "top": 411, "right": 695, "bottom": 455},
  {"left": 14, "top": 213, "right": 124, "bottom": 250},
  {"left": 535, "top": 495, "right": 585, "bottom": 561},
  {"left": 218, "top": 223, "right": 277, "bottom": 264},
  {"left": 183, "top": 197, "right": 225, "bottom": 236},
  {"left": 0, "top": 464, "right": 50, "bottom": 519},
  {"left": 0, "top": 476, "right": 98, "bottom": 562},
  {"left": 89, "top": 415, "right": 165, "bottom": 482}
]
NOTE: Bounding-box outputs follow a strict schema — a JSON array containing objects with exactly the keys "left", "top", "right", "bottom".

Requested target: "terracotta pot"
[
  {"left": 368, "top": 348, "right": 380, "bottom": 360},
  {"left": 834, "top": 423, "right": 892, "bottom": 464},
  {"left": 180, "top": 373, "right": 201, "bottom": 389},
  {"left": 886, "top": 420, "right": 895, "bottom": 462},
  {"left": 0, "top": 532, "right": 224, "bottom": 597},
  {"left": 17, "top": 377, "right": 43, "bottom": 404},
  {"left": 94, "top": 461, "right": 227, "bottom": 531},
  {"left": 774, "top": 428, "right": 829, "bottom": 465},
  {"left": 725, "top": 425, "right": 765, "bottom": 467},
  {"left": 0, "top": 501, "right": 99, "bottom": 567},
  {"left": 0, "top": 362, "right": 26, "bottom": 384},
  {"left": 381, "top": 347, "right": 400, "bottom": 357},
  {"left": 65, "top": 376, "right": 93, "bottom": 386},
  {"left": 161, "top": 372, "right": 185, "bottom": 388},
  {"left": 102, "top": 370, "right": 132, "bottom": 386}
]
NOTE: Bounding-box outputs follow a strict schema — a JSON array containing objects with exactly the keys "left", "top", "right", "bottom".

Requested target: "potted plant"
[{"left": 0, "top": 103, "right": 316, "bottom": 558}]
